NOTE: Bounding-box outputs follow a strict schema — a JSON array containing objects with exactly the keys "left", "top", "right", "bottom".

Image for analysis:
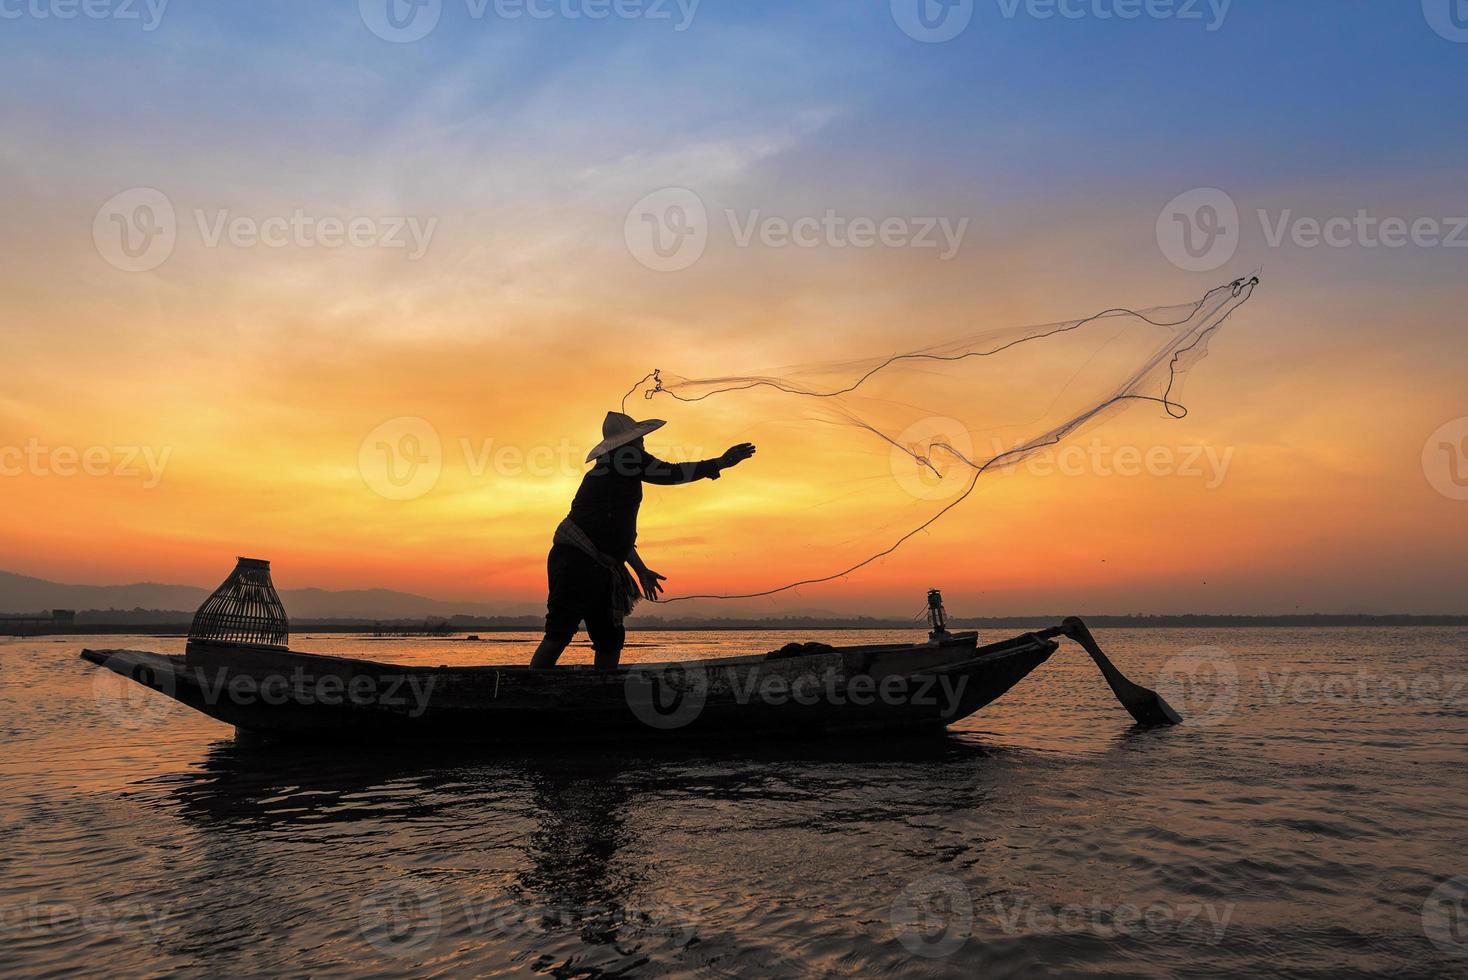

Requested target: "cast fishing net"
[{"left": 620, "top": 276, "right": 1260, "bottom": 602}]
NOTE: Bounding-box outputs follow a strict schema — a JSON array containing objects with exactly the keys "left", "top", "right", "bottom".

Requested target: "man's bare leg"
[
  {"left": 531, "top": 631, "right": 573, "bottom": 668},
  {"left": 590, "top": 619, "right": 626, "bottom": 671}
]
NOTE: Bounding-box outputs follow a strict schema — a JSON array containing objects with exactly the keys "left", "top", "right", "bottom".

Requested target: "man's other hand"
[{"left": 636, "top": 567, "right": 667, "bottom": 601}]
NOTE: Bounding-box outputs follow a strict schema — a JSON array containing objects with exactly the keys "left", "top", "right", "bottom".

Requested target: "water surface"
[{"left": 3, "top": 628, "right": 1466, "bottom": 977}]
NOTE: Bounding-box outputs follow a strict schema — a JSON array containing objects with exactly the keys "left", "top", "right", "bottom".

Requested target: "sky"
[{"left": 1, "top": 0, "right": 1466, "bottom": 615}]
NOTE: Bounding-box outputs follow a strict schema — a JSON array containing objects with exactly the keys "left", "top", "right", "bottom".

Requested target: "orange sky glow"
[
  {"left": 4, "top": 11, "right": 1466, "bottom": 617},
  {"left": 4, "top": 229, "right": 1465, "bottom": 616}
]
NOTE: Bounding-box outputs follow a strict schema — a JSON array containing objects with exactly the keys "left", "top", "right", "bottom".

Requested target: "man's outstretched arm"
[{"left": 639, "top": 443, "right": 757, "bottom": 485}]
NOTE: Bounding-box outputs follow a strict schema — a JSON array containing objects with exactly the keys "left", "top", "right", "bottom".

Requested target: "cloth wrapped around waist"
[{"left": 553, "top": 518, "right": 640, "bottom": 621}]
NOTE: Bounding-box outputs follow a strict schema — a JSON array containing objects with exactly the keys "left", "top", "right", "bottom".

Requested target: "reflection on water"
[
  {"left": 146, "top": 730, "right": 1011, "bottom": 975},
  {"left": 3, "top": 628, "right": 1468, "bottom": 976}
]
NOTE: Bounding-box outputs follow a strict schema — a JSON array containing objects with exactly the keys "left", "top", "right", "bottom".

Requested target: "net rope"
[{"left": 619, "top": 276, "right": 1260, "bottom": 603}]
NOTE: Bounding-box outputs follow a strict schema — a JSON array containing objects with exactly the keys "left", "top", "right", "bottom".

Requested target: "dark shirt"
[{"left": 566, "top": 445, "right": 722, "bottom": 559}]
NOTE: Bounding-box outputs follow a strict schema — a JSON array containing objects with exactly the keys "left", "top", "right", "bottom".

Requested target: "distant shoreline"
[{"left": 8, "top": 613, "right": 1468, "bottom": 637}]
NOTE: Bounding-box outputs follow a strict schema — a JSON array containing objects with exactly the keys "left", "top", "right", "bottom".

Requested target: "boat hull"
[{"left": 80, "top": 631, "right": 1057, "bottom": 744}]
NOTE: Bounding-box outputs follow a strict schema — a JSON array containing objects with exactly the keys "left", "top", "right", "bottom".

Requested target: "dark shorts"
[{"left": 544, "top": 544, "right": 626, "bottom": 654}]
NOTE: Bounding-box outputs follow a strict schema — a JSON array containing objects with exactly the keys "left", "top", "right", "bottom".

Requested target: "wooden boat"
[
  {"left": 81, "top": 566, "right": 1179, "bottom": 745},
  {"left": 80, "top": 629, "right": 1065, "bottom": 743}
]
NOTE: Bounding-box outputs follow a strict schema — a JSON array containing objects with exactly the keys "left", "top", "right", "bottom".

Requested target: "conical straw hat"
[{"left": 584, "top": 411, "right": 666, "bottom": 462}]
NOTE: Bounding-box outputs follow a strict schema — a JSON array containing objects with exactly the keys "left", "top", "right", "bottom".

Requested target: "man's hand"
[
  {"left": 719, "top": 443, "right": 757, "bottom": 469},
  {"left": 635, "top": 566, "right": 667, "bottom": 601}
]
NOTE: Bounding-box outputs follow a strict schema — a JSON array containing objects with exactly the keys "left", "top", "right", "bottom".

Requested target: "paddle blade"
[
  {"left": 1061, "top": 617, "right": 1182, "bottom": 726},
  {"left": 1110, "top": 679, "right": 1183, "bottom": 727}
]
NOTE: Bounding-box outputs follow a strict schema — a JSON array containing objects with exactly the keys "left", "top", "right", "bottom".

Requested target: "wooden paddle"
[{"left": 1046, "top": 617, "right": 1182, "bottom": 726}]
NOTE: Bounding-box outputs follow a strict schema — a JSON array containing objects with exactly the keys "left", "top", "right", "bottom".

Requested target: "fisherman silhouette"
[{"left": 530, "top": 412, "right": 756, "bottom": 670}]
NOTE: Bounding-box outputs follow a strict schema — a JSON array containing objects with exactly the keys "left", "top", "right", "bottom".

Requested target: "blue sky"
[{"left": 9, "top": 3, "right": 1468, "bottom": 164}]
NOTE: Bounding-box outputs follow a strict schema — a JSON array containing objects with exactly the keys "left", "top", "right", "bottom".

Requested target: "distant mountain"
[
  {"left": 0, "top": 569, "right": 540, "bottom": 620},
  {"left": 0, "top": 570, "right": 207, "bottom": 615},
  {"left": 7, "top": 569, "right": 1464, "bottom": 629},
  {"left": 0, "top": 568, "right": 867, "bottom": 622},
  {"left": 274, "top": 587, "right": 539, "bottom": 620}
]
